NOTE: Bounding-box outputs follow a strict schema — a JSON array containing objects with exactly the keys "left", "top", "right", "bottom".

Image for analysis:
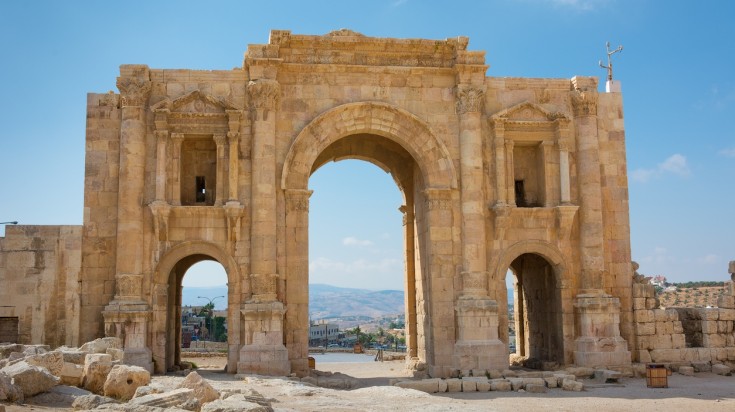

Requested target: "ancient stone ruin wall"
[
  {"left": 633, "top": 263, "right": 735, "bottom": 368},
  {"left": 0, "top": 225, "right": 82, "bottom": 347}
]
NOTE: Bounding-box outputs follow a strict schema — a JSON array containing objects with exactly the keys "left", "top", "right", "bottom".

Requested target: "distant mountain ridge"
[{"left": 182, "top": 283, "right": 514, "bottom": 316}]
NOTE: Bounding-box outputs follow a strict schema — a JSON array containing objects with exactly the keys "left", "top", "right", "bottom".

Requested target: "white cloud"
[
  {"left": 342, "top": 236, "right": 373, "bottom": 247},
  {"left": 718, "top": 147, "right": 735, "bottom": 158},
  {"left": 630, "top": 154, "right": 690, "bottom": 183},
  {"left": 309, "top": 257, "right": 402, "bottom": 275},
  {"left": 699, "top": 254, "right": 719, "bottom": 264}
]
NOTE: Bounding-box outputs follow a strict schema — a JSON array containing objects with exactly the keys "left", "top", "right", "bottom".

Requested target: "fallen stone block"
[
  {"left": 1, "top": 361, "right": 59, "bottom": 398},
  {"left": 60, "top": 362, "right": 84, "bottom": 386},
  {"left": 60, "top": 350, "right": 87, "bottom": 365},
  {"left": 176, "top": 371, "right": 219, "bottom": 405},
  {"left": 522, "top": 377, "right": 546, "bottom": 388},
  {"left": 562, "top": 378, "right": 584, "bottom": 392},
  {"left": 593, "top": 369, "right": 622, "bottom": 383},
  {"left": 133, "top": 385, "right": 162, "bottom": 398},
  {"left": 395, "top": 379, "right": 440, "bottom": 393},
  {"left": 106, "top": 348, "right": 124, "bottom": 362},
  {"left": 446, "top": 378, "right": 462, "bottom": 392},
  {"left": 692, "top": 361, "right": 711, "bottom": 373},
  {"left": 25, "top": 351, "right": 64, "bottom": 376},
  {"left": 103, "top": 364, "right": 151, "bottom": 401},
  {"left": 0, "top": 371, "right": 23, "bottom": 402},
  {"left": 80, "top": 337, "right": 122, "bottom": 354},
  {"left": 201, "top": 394, "right": 273, "bottom": 412},
  {"left": 489, "top": 379, "right": 511, "bottom": 392},
  {"left": 22, "top": 345, "right": 50, "bottom": 356},
  {"left": 438, "top": 379, "right": 448, "bottom": 393},
  {"left": 82, "top": 354, "right": 113, "bottom": 394},
  {"left": 128, "top": 387, "right": 196, "bottom": 409},
  {"left": 526, "top": 384, "right": 547, "bottom": 393},
  {"left": 461, "top": 379, "right": 477, "bottom": 392},
  {"left": 28, "top": 385, "right": 91, "bottom": 408},
  {"left": 712, "top": 364, "right": 731, "bottom": 375},
  {"left": 544, "top": 377, "right": 558, "bottom": 388},
  {"left": 566, "top": 367, "right": 594, "bottom": 379},
  {"left": 678, "top": 366, "right": 694, "bottom": 376},
  {"left": 501, "top": 369, "right": 517, "bottom": 378},
  {"left": 508, "top": 378, "right": 524, "bottom": 391},
  {"left": 0, "top": 344, "right": 23, "bottom": 359},
  {"left": 71, "top": 393, "right": 118, "bottom": 410}
]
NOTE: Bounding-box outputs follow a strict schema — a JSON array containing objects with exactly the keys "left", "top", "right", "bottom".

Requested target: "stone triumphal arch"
[{"left": 1, "top": 29, "right": 637, "bottom": 377}]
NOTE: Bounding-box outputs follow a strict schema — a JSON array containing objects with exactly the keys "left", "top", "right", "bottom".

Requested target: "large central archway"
[{"left": 281, "top": 102, "right": 459, "bottom": 374}]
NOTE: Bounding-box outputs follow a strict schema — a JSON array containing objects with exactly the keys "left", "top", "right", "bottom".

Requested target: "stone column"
[
  {"left": 491, "top": 120, "right": 506, "bottom": 205},
  {"left": 451, "top": 83, "right": 506, "bottom": 374},
  {"left": 238, "top": 78, "right": 289, "bottom": 376},
  {"left": 213, "top": 134, "right": 227, "bottom": 207},
  {"left": 556, "top": 119, "right": 572, "bottom": 205},
  {"left": 227, "top": 131, "right": 239, "bottom": 201},
  {"left": 540, "top": 141, "right": 554, "bottom": 207},
  {"left": 154, "top": 130, "right": 168, "bottom": 201},
  {"left": 570, "top": 77, "right": 630, "bottom": 367},
  {"left": 284, "top": 189, "right": 312, "bottom": 375},
  {"left": 170, "top": 133, "right": 184, "bottom": 206},
  {"left": 400, "top": 204, "right": 418, "bottom": 360},
  {"left": 505, "top": 139, "right": 516, "bottom": 206},
  {"left": 103, "top": 65, "right": 153, "bottom": 373}
]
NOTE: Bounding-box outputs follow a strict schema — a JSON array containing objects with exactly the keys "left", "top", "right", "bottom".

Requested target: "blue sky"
[{"left": 1, "top": 1, "right": 733, "bottom": 290}]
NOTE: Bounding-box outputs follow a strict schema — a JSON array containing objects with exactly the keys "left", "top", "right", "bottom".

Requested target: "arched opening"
[
  {"left": 505, "top": 253, "right": 564, "bottom": 368},
  {"left": 306, "top": 134, "right": 424, "bottom": 365},
  {"left": 163, "top": 255, "right": 229, "bottom": 372}
]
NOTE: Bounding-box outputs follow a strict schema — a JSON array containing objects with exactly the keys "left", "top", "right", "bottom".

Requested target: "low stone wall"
[
  {"left": 633, "top": 272, "right": 735, "bottom": 368},
  {"left": 186, "top": 341, "right": 227, "bottom": 351}
]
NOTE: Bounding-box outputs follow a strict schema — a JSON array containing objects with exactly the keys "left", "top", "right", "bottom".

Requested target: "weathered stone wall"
[{"left": 0, "top": 225, "right": 81, "bottom": 347}]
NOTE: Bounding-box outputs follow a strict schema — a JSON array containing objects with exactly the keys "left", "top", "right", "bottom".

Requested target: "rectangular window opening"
[{"left": 195, "top": 176, "right": 206, "bottom": 203}]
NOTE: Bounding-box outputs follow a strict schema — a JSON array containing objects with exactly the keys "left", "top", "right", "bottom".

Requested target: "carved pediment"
[
  {"left": 151, "top": 90, "right": 241, "bottom": 114},
  {"left": 325, "top": 28, "right": 365, "bottom": 37},
  {"left": 491, "top": 101, "right": 569, "bottom": 124}
]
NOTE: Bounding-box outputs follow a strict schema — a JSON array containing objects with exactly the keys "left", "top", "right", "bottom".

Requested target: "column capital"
[
  {"left": 247, "top": 79, "right": 280, "bottom": 112},
  {"left": 455, "top": 85, "right": 485, "bottom": 114},
  {"left": 571, "top": 90, "right": 598, "bottom": 117},
  {"left": 227, "top": 131, "right": 240, "bottom": 142},
  {"left": 116, "top": 77, "right": 151, "bottom": 107},
  {"left": 154, "top": 130, "right": 169, "bottom": 141},
  {"left": 170, "top": 132, "right": 185, "bottom": 142},
  {"left": 213, "top": 134, "right": 227, "bottom": 146},
  {"left": 285, "top": 189, "right": 313, "bottom": 212}
]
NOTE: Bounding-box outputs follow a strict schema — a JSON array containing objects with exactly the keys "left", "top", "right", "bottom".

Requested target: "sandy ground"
[{"left": 5, "top": 355, "right": 735, "bottom": 412}]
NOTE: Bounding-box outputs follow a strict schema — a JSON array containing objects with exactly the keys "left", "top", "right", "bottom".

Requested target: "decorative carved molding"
[
  {"left": 490, "top": 101, "right": 571, "bottom": 124},
  {"left": 461, "top": 271, "right": 489, "bottom": 297},
  {"left": 247, "top": 79, "right": 280, "bottom": 113},
  {"left": 116, "top": 77, "right": 151, "bottom": 107},
  {"left": 325, "top": 28, "right": 365, "bottom": 37},
  {"left": 213, "top": 134, "right": 227, "bottom": 147},
  {"left": 571, "top": 91, "right": 598, "bottom": 117},
  {"left": 99, "top": 91, "right": 120, "bottom": 108},
  {"left": 424, "top": 188, "right": 453, "bottom": 211},
  {"left": 150, "top": 90, "right": 241, "bottom": 113},
  {"left": 116, "top": 274, "right": 143, "bottom": 299},
  {"left": 153, "top": 108, "right": 170, "bottom": 131},
  {"left": 455, "top": 86, "right": 485, "bottom": 114},
  {"left": 249, "top": 273, "right": 279, "bottom": 303},
  {"left": 285, "top": 189, "right": 313, "bottom": 212}
]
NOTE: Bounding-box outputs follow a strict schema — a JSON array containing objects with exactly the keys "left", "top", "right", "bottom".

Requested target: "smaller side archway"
[
  {"left": 494, "top": 241, "right": 569, "bottom": 367},
  {"left": 150, "top": 241, "right": 242, "bottom": 374}
]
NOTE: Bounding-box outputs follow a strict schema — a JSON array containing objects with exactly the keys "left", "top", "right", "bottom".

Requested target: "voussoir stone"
[{"left": 103, "top": 364, "right": 151, "bottom": 401}]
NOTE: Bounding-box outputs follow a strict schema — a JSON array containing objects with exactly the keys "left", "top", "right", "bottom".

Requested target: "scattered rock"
[
  {"left": 106, "top": 348, "right": 125, "bottom": 362},
  {"left": 103, "top": 364, "right": 151, "bottom": 401},
  {"left": 128, "top": 388, "right": 196, "bottom": 409},
  {"left": 80, "top": 337, "right": 122, "bottom": 354},
  {"left": 71, "top": 393, "right": 118, "bottom": 410},
  {"left": 562, "top": 378, "right": 584, "bottom": 392},
  {"left": 1, "top": 360, "right": 59, "bottom": 397},
  {"left": 678, "top": 366, "right": 694, "bottom": 376},
  {"left": 525, "top": 383, "right": 547, "bottom": 393},
  {"left": 0, "top": 344, "right": 23, "bottom": 359},
  {"left": 712, "top": 364, "right": 731, "bottom": 376},
  {"left": 22, "top": 345, "right": 50, "bottom": 356},
  {"left": 692, "top": 361, "right": 711, "bottom": 373},
  {"left": 201, "top": 394, "right": 274, "bottom": 412},
  {"left": 25, "top": 350, "right": 64, "bottom": 376},
  {"left": 0, "top": 371, "right": 23, "bottom": 402},
  {"left": 176, "top": 371, "right": 219, "bottom": 405},
  {"left": 27, "top": 385, "right": 90, "bottom": 408},
  {"left": 61, "top": 350, "right": 87, "bottom": 365},
  {"left": 60, "top": 362, "right": 84, "bottom": 386},
  {"left": 544, "top": 377, "right": 558, "bottom": 388},
  {"left": 134, "top": 385, "right": 162, "bottom": 398},
  {"left": 593, "top": 369, "right": 622, "bottom": 383},
  {"left": 394, "top": 379, "right": 440, "bottom": 393},
  {"left": 566, "top": 367, "right": 594, "bottom": 379},
  {"left": 82, "top": 353, "right": 113, "bottom": 394}
]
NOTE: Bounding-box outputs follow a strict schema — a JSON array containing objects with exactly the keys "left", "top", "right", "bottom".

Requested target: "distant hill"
[{"left": 182, "top": 284, "right": 405, "bottom": 319}]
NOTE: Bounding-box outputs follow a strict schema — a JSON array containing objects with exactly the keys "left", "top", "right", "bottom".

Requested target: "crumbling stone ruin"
[{"left": 1, "top": 29, "right": 734, "bottom": 378}]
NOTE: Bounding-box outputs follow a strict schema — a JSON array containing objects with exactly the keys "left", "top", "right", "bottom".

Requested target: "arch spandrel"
[{"left": 281, "top": 101, "right": 458, "bottom": 191}]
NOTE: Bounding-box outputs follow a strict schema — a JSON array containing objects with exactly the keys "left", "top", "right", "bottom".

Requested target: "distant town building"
[
  {"left": 309, "top": 321, "right": 339, "bottom": 347},
  {"left": 651, "top": 275, "right": 667, "bottom": 287}
]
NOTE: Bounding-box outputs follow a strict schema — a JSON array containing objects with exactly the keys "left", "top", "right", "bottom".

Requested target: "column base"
[
  {"left": 123, "top": 347, "right": 154, "bottom": 374},
  {"left": 573, "top": 294, "right": 631, "bottom": 367},
  {"left": 573, "top": 336, "right": 631, "bottom": 367},
  {"left": 453, "top": 339, "right": 507, "bottom": 374},
  {"left": 237, "top": 344, "right": 290, "bottom": 376}
]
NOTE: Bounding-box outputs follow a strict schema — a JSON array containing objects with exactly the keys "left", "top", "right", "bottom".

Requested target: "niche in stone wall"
[
  {"left": 513, "top": 143, "right": 546, "bottom": 208},
  {"left": 180, "top": 136, "right": 217, "bottom": 206}
]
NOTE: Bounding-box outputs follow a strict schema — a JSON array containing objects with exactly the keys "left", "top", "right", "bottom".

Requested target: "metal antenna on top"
[{"left": 599, "top": 41, "right": 623, "bottom": 81}]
